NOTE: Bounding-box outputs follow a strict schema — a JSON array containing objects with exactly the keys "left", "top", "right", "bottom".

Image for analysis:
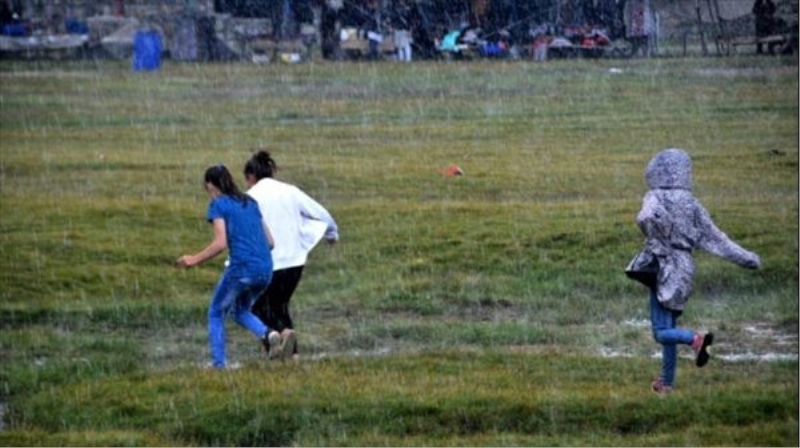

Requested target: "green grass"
[
  {"left": 2, "top": 354, "right": 797, "bottom": 446},
  {"left": 0, "top": 55, "right": 797, "bottom": 446}
]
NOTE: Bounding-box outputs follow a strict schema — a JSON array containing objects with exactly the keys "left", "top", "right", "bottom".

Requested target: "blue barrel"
[{"left": 133, "top": 31, "right": 162, "bottom": 72}]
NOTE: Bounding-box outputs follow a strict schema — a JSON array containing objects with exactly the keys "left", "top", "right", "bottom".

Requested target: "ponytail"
[
  {"left": 243, "top": 149, "right": 277, "bottom": 181},
  {"left": 204, "top": 164, "right": 250, "bottom": 204}
]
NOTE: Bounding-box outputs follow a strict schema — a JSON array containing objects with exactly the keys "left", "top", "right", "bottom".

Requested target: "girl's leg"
[
  {"left": 232, "top": 276, "right": 271, "bottom": 339},
  {"left": 251, "top": 284, "right": 274, "bottom": 331},
  {"left": 252, "top": 267, "right": 302, "bottom": 332},
  {"left": 208, "top": 274, "right": 235, "bottom": 369},
  {"left": 649, "top": 289, "right": 694, "bottom": 387},
  {"left": 268, "top": 266, "right": 304, "bottom": 355},
  {"left": 660, "top": 342, "right": 678, "bottom": 387},
  {"left": 269, "top": 266, "right": 303, "bottom": 331}
]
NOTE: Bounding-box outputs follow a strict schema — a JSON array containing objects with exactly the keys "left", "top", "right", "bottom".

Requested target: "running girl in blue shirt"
[{"left": 177, "top": 164, "right": 280, "bottom": 369}]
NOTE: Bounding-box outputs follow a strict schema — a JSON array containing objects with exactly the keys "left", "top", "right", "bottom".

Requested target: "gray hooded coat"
[{"left": 636, "top": 148, "right": 761, "bottom": 311}]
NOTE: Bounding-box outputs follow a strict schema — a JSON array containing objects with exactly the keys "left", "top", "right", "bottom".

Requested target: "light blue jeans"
[
  {"left": 208, "top": 271, "right": 272, "bottom": 369},
  {"left": 649, "top": 288, "right": 695, "bottom": 386}
]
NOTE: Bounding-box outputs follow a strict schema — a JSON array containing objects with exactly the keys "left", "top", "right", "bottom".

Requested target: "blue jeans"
[
  {"left": 649, "top": 288, "right": 695, "bottom": 386},
  {"left": 208, "top": 271, "right": 272, "bottom": 369}
]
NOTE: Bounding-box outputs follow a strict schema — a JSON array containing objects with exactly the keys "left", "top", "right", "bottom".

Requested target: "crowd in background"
[{"left": 1, "top": 0, "right": 796, "bottom": 61}]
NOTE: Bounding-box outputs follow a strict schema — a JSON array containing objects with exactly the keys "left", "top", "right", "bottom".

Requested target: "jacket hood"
[{"left": 645, "top": 148, "right": 693, "bottom": 191}]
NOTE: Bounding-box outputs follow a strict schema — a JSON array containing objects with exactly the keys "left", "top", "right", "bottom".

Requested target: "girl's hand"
[
  {"left": 176, "top": 219, "right": 226, "bottom": 269},
  {"left": 176, "top": 255, "right": 195, "bottom": 268}
]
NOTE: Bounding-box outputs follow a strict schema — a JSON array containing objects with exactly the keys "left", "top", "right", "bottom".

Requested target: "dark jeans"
[{"left": 253, "top": 266, "right": 304, "bottom": 354}]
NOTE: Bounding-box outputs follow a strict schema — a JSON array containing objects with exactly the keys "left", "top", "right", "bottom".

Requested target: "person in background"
[
  {"left": 177, "top": 164, "right": 282, "bottom": 369},
  {"left": 394, "top": 26, "right": 412, "bottom": 62},
  {"left": 624, "top": 0, "right": 656, "bottom": 57},
  {"left": 365, "top": 0, "right": 383, "bottom": 60},
  {"left": 320, "top": 0, "right": 342, "bottom": 60},
  {"left": 752, "top": 0, "right": 777, "bottom": 54},
  {"left": 244, "top": 150, "right": 339, "bottom": 360},
  {"left": 392, "top": 0, "right": 413, "bottom": 62},
  {"left": 632, "top": 148, "right": 761, "bottom": 394}
]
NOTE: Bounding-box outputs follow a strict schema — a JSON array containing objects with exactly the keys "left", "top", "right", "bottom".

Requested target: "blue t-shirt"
[{"left": 207, "top": 195, "right": 273, "bottom": 278}]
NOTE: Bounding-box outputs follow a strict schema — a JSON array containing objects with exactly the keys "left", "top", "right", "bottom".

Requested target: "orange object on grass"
[{"left": 442, "top": 165, "right": 464, "bottom": 176}]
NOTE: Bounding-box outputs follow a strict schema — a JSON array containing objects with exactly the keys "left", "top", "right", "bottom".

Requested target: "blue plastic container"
[{"left": 133, "top": 31, "right": 162, "bottom": 72}]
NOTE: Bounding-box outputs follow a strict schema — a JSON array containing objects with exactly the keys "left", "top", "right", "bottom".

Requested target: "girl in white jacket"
[{"left": 244, "top": 150, "right": 339, "bottom": 359}]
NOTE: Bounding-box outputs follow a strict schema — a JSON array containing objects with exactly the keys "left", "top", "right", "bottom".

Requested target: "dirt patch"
[
  {"left": 603, "top": 319, "right": 799, "bottom": 362},
  {"left": 716, "top": 322, "right": 799, "bottom": 362}
]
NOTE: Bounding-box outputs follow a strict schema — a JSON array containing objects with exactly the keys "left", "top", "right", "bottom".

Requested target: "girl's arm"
[
  {"left": 695, "top": 203, "right": 761, "bottom": 269},
  {"left": 296, "top": 187, "right": 339, "bottom": 243},
  {"left": 177, "top": 218, "right": 228, "bottom": 268}
]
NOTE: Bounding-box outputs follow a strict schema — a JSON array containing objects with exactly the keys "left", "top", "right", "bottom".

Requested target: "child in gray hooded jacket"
[{"left": 632, "top": 148, "right": 761, "bottom": 394}]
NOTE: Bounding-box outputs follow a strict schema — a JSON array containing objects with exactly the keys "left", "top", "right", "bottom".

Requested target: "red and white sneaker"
[
  {"left": 692, "top": 332, "right": 714, "bottom": 367},
  {"left": 651, "top": 378, "right": 673, "bottom": 395}
]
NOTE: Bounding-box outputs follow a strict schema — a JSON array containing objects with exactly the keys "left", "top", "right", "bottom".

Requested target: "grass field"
[{"left": 0, "top": 54, "right": 797, "bottom": 446}]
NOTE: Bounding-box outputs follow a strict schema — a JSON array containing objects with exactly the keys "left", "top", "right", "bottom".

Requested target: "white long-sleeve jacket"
[{"left": 247, "top": 177, "right": 339, "bottom": 271}]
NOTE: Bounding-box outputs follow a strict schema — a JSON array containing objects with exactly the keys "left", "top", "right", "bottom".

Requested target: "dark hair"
[
  {"left": 204, "top": 164, "right": 250, "bottom": 204},
  {"left": 243, "top": 149, "right": 277, "bottom": 181}
]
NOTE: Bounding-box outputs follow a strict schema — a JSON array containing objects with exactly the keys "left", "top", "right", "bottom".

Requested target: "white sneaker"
[
  {"left": 227, "top": 362, "right": 243, "bottom": 371},
  {"left": 280, "top": 329, "right": 296, "bottom": 360},
  {"left": 203, "top": 361, "right": 242, "bottom": 371},
  {"left": 266, "top": 331, "right": 282, "bottom": 359}
]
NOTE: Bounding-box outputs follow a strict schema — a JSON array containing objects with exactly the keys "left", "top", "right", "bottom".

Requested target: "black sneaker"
[{"left": 693, "top": 332, "right": 714, "bottom": 367}]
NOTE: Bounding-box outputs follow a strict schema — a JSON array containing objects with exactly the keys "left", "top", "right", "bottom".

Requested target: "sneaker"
[
  {"left": 227, "top": 362, "right": 243, "bottom": 371},
  {"left": 651, "top": 378, "right": 673, "bottom": 395},
  {"left": 203, "top": 362, "right": 242, "bottom": 371},
  {"left": 692, "top": 332, "right": 714, "bottom": 368},
  {"left": 265, "top": 331, "right": 282, "bottom": 359},
  {"left": 280, "top": 329, "right": 297, "bottom": 360}
]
